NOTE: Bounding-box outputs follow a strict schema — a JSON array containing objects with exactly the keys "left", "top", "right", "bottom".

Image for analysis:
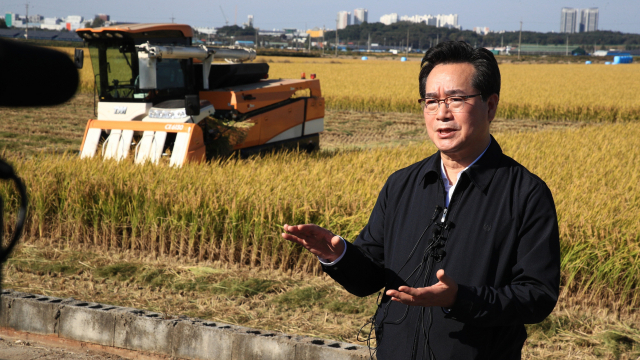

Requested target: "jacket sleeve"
[
  {"left": 446, "top": 182, "right": 561, "bottom": 326},
  {"left": 321, "top": 180, "right": 389, "bottom": 297}
]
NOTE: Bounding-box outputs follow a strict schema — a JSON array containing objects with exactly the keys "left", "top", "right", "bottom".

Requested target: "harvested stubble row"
[
  {"left": 264, "top": 58, "right": 640, "bottom": 122},
  {"left": 1, "top": 124, "right": 639, "bottom": 308}
]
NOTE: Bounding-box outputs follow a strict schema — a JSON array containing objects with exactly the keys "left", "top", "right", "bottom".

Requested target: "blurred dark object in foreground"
[
  {"left": 0, "top": 38, "right": 79, "bottom": 107},
  {"left": 0, "top": 38, "right": 78, "bottom": 305}
]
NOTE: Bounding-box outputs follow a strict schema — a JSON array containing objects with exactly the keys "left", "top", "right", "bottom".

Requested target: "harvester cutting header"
[{"left": 76, "top": 23, "right": 324, "bottom": 166}]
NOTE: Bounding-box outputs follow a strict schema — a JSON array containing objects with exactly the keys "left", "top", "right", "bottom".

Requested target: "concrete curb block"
[{"left": 1, "top": 289, "right": 374, "bottom": 359}]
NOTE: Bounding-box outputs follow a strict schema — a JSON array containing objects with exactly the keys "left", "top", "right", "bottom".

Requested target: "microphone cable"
[{"left": 358, "top": 205, "right": 443, "bottom": 360}]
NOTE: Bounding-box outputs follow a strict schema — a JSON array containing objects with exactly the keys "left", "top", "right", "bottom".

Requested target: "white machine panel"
[
  {"left": 80, "top": 128, "right": 102, "bottom": 159},
  {"left": 170, "top": 130, "right": 191, "bottom": 167},
  {"left": 266, "top": 124, "right": 302, "bottom": 144},
  {"left": 98, "top": 102, "right": 153, "bottom": 121},
  {"left": 303, "top": 118, "right": 324, "bottom": 135}
]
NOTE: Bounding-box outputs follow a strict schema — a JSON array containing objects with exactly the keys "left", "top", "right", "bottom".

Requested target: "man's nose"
[{"left": 436, "top": 100, "right": 452, "bottom": 120}]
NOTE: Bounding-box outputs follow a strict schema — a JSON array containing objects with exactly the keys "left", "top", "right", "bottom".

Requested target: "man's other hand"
[
  {"left": 282, "top": 224, "right": 345, "bottom": 262},
  {"left": 386, "top": 269, "right": 458, "bottom": 308}
]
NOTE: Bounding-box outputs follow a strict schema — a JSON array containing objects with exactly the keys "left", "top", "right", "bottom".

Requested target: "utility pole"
[
  {"left": 406, "top": 27, "right": 410, "bottom": 56},
  {"left": 170, "top": 14, "right": 175, "bottom": 23},
  {"left": 501, "top": 34, "right": 503, "bottom": 48},
  {"left": 518, "top": 20, "right": 522, "bottom": 60},
  {"left": 566, "top": 36, "right": 569, "bottom": 56},
  {"left": 335, "top": 20, "right": 338, "bottom": 56},
  {"left": 322, "top": 25, "right": 325, "bottom": 57},
  {"left": 436, "top": 33, "right": 439, "bottom": 45},
  {"left": 368, "top": 32, "right": 371, "bottom": 52},
  {"left": 255, "top": 28, "right": 258, "bottom": 49},
  {"left": 234, "top": 5, "right": 237, "bottom": 26},
  {"left": 25, "top": 2, "right": 29, "bottom": 40}
]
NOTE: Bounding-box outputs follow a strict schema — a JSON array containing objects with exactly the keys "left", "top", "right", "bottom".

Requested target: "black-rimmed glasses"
[{"left": 418, "top": 94, "right": 482, "bottom": 114}]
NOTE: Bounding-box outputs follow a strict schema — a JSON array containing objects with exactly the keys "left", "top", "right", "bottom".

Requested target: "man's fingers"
[
  {"left": 386, "top": 287, "right": 423, "bottom": 304},
  {"left": 436, "top": 269, "right": 451, "bottom": 284},
  {"left": 397, "top": 286, "right": 422, "bottom": 297}
]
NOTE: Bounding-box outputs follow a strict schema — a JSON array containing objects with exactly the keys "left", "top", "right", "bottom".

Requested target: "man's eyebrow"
[
  {"left": 444, "top": 89, "right": 467, "bottom": 96},
  {"left": 424, "top": 89, "right": 468, "bottom": 98}
]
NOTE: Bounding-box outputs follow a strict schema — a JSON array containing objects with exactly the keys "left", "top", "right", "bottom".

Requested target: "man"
[{"left": 282, "top": 41, "right": 560, "bottom": 359}]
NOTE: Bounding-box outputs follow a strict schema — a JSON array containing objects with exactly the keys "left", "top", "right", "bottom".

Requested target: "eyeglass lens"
[{"left": 423, "top": 97, "right": 466, "bottom": 113}]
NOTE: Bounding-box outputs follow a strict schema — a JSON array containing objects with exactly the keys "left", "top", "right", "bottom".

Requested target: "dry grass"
[
  {"left": 4, "top": 244, "right": 640, "bottom": 359},
  {"left": 0, "top": 94, "right": 93, "bottom": 155},
  {"left": 320, "top": 110, "right": 587, "bottom": 150},
  {"left": 4, "top": 243, "right": 375, "bottom": 343}
]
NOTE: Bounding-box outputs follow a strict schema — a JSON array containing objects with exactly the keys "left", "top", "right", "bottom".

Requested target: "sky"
[{"left": 3, "top": 0, "right": 639, "bottom": 34}]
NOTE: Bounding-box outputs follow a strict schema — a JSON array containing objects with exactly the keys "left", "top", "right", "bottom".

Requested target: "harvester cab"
[{"left": 76, "top": 24, "right": 324, "bottom": 166}]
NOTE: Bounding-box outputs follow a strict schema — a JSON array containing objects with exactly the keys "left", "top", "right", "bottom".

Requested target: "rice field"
[
  {"left": 2, "top": 123, "right": 639, "bottom": 310},
  {"left": 263, "top": 56, "right": 640, "bottom": 121},
  {"left": 55, "top": 45, "right": 640, "bottom": 122}
]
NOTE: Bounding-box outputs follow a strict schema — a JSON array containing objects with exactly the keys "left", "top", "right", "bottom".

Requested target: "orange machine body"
[
  {"left": 77, "top": 23, "right": 324, "bottom": 165},
  {"left": 200, "top": 79, "right": 324, "bottom": 150}
]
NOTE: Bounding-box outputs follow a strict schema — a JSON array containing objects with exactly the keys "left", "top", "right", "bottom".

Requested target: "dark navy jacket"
[{"left": 323, "top": 138, "right": 560, "bottom": 359}]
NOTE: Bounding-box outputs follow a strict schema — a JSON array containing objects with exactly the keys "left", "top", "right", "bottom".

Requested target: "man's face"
[{"left": 423, "top": 62, "right": 497, "bottom": 161}]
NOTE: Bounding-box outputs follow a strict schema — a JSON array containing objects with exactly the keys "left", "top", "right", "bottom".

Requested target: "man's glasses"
[{"left": 418, "top": 94, "right": 482, "bottom": 114}]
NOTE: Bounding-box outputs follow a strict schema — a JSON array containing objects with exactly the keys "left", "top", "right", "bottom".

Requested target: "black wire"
[
  {"left": 358, "top": 206, "right": 442, "bottom": 360},
  {"left": 0, "top": 158, "right": 28, "bottom": 264},
  {"left": 360, "top": 177, "right": 469, "bottom": 359}
]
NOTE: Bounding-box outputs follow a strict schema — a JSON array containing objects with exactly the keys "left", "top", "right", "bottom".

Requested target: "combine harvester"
[{"left": 75, "top": 24, "right": 324, "bottom": 166}]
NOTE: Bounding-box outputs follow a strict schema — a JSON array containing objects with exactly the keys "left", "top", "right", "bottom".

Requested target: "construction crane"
[{"left": 219, "top": 6, "right": 229, "bottom": 26}]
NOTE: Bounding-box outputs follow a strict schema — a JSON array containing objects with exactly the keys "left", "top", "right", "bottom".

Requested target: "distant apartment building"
[
  {"left": 561, "top": 7, "right": 598, "bottom": 33},
  {"left": 353, "top": 8, "right": 368, "bottom": 25},
  {"left": 42, "top": 17, "right": 64, "bottom": 30},
  {"left": 65, "top": 15, "right": 84, "bottom": 31},
  {"left": 380, "top": 13, "right": 398, "bottom": 25},
  {"left": 28, "top": 14, "right": 44, "bottom": 23},
  {"left": 436, "top": 14, "right": 459, "bottom": 29},
  {"left": 398, "top": 13, "right": 460, "bottom": 29},
  {"left": 400, "top": 14, "right": 434, "bottom": 24},
  {"left": 97, "top": 14, "right": 110, "bottom": 22},
  {"left": 337, "top": 11, "right": 351, "bottom": 29},
  {"left": 4, "top": 13, "right": 17, "bottom": 27},
  {"left": 560, "top": 7, "right": 578, "bottom": 33},
  {"left": 474, "top": 26, "right": 490, "bottom": 35},
  {"left": 580, "top": 8, "right": 598, "bottom": 32}
]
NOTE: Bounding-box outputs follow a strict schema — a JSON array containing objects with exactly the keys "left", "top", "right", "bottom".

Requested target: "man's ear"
[{"left": 487, "top": 94, "right": 499, "bottom": 123}]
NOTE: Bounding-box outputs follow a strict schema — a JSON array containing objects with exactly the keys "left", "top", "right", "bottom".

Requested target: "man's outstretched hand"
[
  {"left": 386, "top": 269, "right": 458, "bottom": 308},
  {"left": 282, "top": 224, "right": 345, "bottom": 262}
]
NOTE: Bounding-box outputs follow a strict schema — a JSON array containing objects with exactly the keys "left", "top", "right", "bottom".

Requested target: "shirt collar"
[
  {"left": 422, "top": 135, "right": 502, "bottom": 192},
  {"left": 439, "top": 138, "right": 491, "bottom": 186}
]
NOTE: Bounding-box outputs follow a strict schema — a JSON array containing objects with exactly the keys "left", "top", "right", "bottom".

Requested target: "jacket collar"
[{"left": 421, "top": 135, "right": 502, "bottom": 192}]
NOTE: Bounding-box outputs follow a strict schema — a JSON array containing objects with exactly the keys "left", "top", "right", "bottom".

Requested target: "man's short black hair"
[{"left": 419, "top": 41, "right": 500, "bottom": 101}]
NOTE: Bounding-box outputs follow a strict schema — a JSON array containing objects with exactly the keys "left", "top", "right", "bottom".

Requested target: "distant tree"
[
  {"left": 92, "top": 16, "right": 105, "bottom": 28},
  {"left": 325, "top": 22, "right": 640, "bottom": 49},
  {"left": 216, "top": 25, "right": 256, "bottom": 37},
  {"left": 0, "top": 18, "right": 7, "bottom": 29},
  {"left": 85, "top": 16, "right": 105, "bottom": 28}
]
